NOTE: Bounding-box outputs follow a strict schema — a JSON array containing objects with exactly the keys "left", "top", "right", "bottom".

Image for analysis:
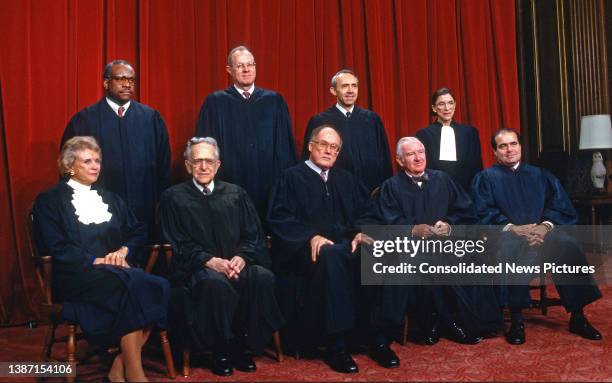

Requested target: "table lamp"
[{"left": 579, "top": 114, "right": 612, "bottom": 191}]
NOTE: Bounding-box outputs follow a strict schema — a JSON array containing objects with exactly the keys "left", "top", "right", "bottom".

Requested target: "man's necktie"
[
  {"left": 118, "top": 106, "right": 125, "bottom": 118},
  {"left": 243, "top": 91, "right": 250, "bottom": 100},
  {"left": 203, "top": 186, "right": 212, "bottom": 195},
  {"left": 320, "top": 170, "right": 327, "bottom": 182},
  {"left": 412, "top": 173, "right": 429, "bottom": 183},
  {"left": 346, "top": 111, "right": 351, "bottom": 118}
]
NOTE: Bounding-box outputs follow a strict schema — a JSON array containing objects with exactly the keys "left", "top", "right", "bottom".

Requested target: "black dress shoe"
[
  {"left": 233, "top": 350, "right": 257, "bottom": 372},
  {"left": 325, "top": 349, "right": 358, "bottom": 374},
  {"left": 569, "top": 317, "right": 602, "bottom": 340},
  {"left": 505, "top": 322, "right": 525, "bottom": 345},
  {"left": 443, "top": 322, "right": 483, "bottom": 344},
  {"left": 370, "top": 344, "right": 400, "bottom": 368},
  {"left": 423, "top": 325, "right": 439, "bottom": 345},
  {"left": 212, "top": 353, "right": 233, "bottom": 376}
]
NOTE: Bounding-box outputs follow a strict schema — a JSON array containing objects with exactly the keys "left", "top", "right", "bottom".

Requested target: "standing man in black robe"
[
  {"left": 62, "top": 59, "right": 170, "bottom": 248},
  {"left": 195, "top": 46, "right": 297, "bottom": 221},
  {"left": 159, "top": 137, "right": 283, "bottom": 376},
  {"left": 374, "top": 137, "right": 500, "bottom": 345},
  {"left": 268, "top": 125, "right": 399, "bottom": 373},
  {"left": 301, "top": 69, "right": 392, "bottom": 192},
  {"left": 470, "top": 128, "right": 602, "bottom": 345}
]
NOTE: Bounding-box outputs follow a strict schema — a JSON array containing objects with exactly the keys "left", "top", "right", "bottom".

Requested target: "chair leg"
[
  {"left": 273, "top": 330, "right": 283, "bottom": 362},
  {"left": 159, "top": 330, "right": 176, "bottom": 379},
  {"left": 42, "top": 323, "right": 57, "bottom": 360},
  {"left": 402, "top": 315, "right": 409, "bottom": 346},
  {"left": 66, "top": 324, "right": 77, "bottom": 383},
  {"left": 539, "top": 273, "right": 548, "bottom": 316},
  {"left": 182, "top": 347, "right": 190, "bottom": 377}
]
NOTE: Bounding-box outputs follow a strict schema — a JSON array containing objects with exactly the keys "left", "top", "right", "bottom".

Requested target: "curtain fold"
[{"left": 0, "top": 0, "right": 519, "bottom": 325}]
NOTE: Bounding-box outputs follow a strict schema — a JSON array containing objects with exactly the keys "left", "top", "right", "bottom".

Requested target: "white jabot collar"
[
  {"left": 439, "top": 125, "right": 457, "bottom": 161},
  {"left": 67, "top": 179, "right": 112, "bottom": 224},
  {"left": 106, "top": 97, "right": 131, "bottom": 116}
]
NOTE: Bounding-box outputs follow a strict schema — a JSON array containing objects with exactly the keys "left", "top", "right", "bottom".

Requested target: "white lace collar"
[{"left": 67, "top": 179, "right": 112, "bottom": 224}]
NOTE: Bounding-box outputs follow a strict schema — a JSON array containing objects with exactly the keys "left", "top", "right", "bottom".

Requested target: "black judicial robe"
[
  {"left": 470, "top": 163, "right": 577, "bottom": 226},
  {"left": 159, "top": 180, "right": 283, "bottom": 352},
  {"left": 375, "top": 170, "right": 501, "bottom": 333},
  {"left": 160, "top": 180, "right": 271, "bottom": 281},
  {"left": 33, "top": 181, "right": 169, "bottom": 345},
  {"left": 267, "top": 162, "right": 371, "bottom": 345},
  {"left": 416, "top": 121, "right": 483, "bottom": 191},
  {"left": 301, "top": 106, "right": 392, "bottom": 192},
  {"left": 62, "top": 99, "right": 171, "bottom": 239},
  {"left": 267, "top": 162, "right": 370, "bottom": 273},
  {"left": 470, "top": 163, "right": 601, "bottom": 311},
  {"left": 195, "top": 87, "right": 297, "bottom": 219}
]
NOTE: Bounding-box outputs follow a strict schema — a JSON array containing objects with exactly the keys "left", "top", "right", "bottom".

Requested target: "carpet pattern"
[{"left": 1, "top": 286, "right": 610, "bottom": 382}]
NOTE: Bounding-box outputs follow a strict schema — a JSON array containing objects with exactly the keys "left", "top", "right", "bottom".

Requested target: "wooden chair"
[
  {"left": 146, "top": 244, "right": 284, "bottom": 377},
  {"left": 25, "top": 208, "right": 177, "bottom": 381},
  {"left": 530, "top": 273, "right": 563, "bottom": 315}
]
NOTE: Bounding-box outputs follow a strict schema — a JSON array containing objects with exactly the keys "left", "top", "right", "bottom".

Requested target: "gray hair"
[
  {"left": 58, "top": 136, "right": 101, "bottom": 176},
  {"left": 103, "top": 59, "right": 133, "bottom": 79},
  {"left": 331, "top": 69, "right": 358, "bottom": 88},
  {"left": 227, "top": 46, "right": 253, "bottom": 66},
  {"left": 184, "top": 137, "right": 220, "bottom": 161},
  {"left": 396, "top": 137, "right": 424, "bottom": 156}
]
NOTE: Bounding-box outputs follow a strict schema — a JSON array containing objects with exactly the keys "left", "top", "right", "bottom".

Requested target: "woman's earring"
[{"left": 68, "top": 169, "right": 75, "bottom": 176}]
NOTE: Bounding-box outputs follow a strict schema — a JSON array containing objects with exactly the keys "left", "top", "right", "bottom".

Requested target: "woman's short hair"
[
  {"left": 430, "top": 87, "right": 455, "bottom": 115},
  {"left": 58, "top": 136, "right": 101, "bottom": 176}
]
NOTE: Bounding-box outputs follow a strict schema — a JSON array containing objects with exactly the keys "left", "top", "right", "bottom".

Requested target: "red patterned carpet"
[{"left": 1, "top": 286, "right": 611, "bottom": 382}]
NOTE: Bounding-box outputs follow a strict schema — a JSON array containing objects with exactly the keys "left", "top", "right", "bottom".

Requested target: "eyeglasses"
[
  {"left": 232, "top": 62, "right": 256, "bottom": 70},
  {"left": 435, "top": 100, "right": 455, "bottom": 108},
  {"left": 109, "top": 76, "right": 136, "bottom": 85},
  {"left": 190, "top": 158, "right": 219, "bottom": 167},
  {"left": 311, "top": 140, "right": 341, "bottom": 153}
]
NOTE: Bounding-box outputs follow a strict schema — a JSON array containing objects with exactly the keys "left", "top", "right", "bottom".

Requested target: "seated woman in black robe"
[{"left": 33, "top": 136, "right": 169, "bottom": 382}]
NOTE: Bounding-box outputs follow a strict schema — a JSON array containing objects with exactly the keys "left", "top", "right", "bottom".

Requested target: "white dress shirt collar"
[
  {"left": 234, "top": 84, "right": 255, "bottom": 98},
  {"left": 192, "top": 178, "right": 215, "bottom": 194},
  {"left": 305, "top": 160, "right": 329, "bottom": 181},
  {"left": 105, "top": 97, "right": 131, "bottom": 116},
  {"left": 335, "top": 103, "right": 354, "bottom": 116}
]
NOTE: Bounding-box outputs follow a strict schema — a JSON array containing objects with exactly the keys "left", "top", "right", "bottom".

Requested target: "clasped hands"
[
  {"left": 93, "top": 246, "right": 130, "bottom": 268},
  {"left": 509, "top": 223, "right": 550, "bottom": 246},
  {"left": 309, "top": 233, "right": 374, "bottom": 262},
  {"left": 205, "top": 255, "right": 246, "bottom": 279},
  {"left": 411, "top": 221, "right": 451, "bottom": 238}
]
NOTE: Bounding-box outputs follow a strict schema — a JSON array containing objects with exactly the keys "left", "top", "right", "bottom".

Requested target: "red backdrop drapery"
[{"left": 0, "top": 0, "right": 520, "bottom": 325}]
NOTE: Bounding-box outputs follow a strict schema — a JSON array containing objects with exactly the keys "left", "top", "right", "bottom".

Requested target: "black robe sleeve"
[
  {"left": 266, "top": 172, "right": 319, "bottom": 257},
  {"left": 159, "top": 191, "right": 215, "bottom": 272},
  {"left": 470, "top": 171, "right": 510, "bottom": 225}
]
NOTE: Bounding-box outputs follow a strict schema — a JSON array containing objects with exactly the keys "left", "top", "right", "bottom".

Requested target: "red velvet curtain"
[{"left": 0, "top": 0, "right": 520, "bottom": 325}]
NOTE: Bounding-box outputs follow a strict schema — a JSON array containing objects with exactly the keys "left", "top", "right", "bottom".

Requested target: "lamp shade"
[{"left": 579, "top": 114, "right": 612, "bottom": 150}]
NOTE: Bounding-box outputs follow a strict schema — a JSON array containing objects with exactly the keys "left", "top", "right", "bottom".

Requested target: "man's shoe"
[
  {"left": 325, "top": 349, "right": 358, "bottom": 374},
  {"left": 423, "top": 325, "right": 439, "bottom": 345},
  {"left": 369, "top": 344, "right": 400, "bottom": 368},
  {"left": 211, "top": 353, "right": 233, "bottom": 376},
  {"left": 505, "top": 322, "right": 525, "bottom": 345},
  {"left": 232, "top": 350, "right": 257, "bottom": 372},
  {"left": 569, "top": 316, "right": 602, "bottom": 340},
  {"left": 443, "top": 322, "right": 482, "bottom": 344}
]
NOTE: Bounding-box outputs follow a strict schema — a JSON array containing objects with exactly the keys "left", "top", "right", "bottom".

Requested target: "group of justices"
[{"left": 34, "top": 45, "right": 602, "bottom": 379}]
